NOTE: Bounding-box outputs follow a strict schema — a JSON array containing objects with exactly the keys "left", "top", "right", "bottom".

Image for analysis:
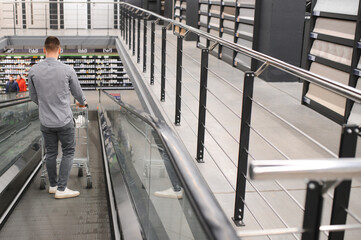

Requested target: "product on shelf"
[
  {"left": 313, "top": 0, "right": 359, "bottom": 16},
  {"left": 313, "top": 18, "right": 356, "bottom": 40},
  {"left": 310, "top": 40, "right": 353, "bottom": 66},
  {"left": 0, "top": 54, "right": 133, "bottom": 93}
]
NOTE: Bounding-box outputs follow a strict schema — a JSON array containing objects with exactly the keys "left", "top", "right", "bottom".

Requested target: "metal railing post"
[
  {"left": 126, "top": 8, "right": 129, "bottom": 44},
  {"left": 122, "top": 6, "right": 125, "bottom": 37},
  {"left": 132, "top": 12, "right": 135, "bottom": 55},
  {"left": 175, "top": 36, "right": 183, "bottom": 125},
  {"left": 143, "top": 18, "right": 147, "bottom": 72},
  {"left": 129, "top": 10, "right": 132, "bottom": 50},
  {"left": 301, "top": 181, "right": 324, "bottom": 240},
  {"left": 137, "top": 14, "right": 140, "bottom": 63},
  {"left": 161, "top": 27, "right": 166, "bottom": 101},
  {"left": 329, "top": 125, "right": 359, "bottom": 240},
  {"left": 119, "top": 5, "right": 122, "bottom": 35},
  {"left": 233, "top": 71, "right": 255, "bottom": 225},
  {"left": 196, "top": 49, "right": 209, "bottom": 163},
  {"left": 150, "top": 21, "right": 155, "bottom": 85},
  {"left": 122, "top": 7, "right": 125, "bottom": 39},
  {"left": 13, "top": 3, "right": 16, "bottom": 36},
  {"left": 127, "top": 8, "right": 130, "bottom": 43}
]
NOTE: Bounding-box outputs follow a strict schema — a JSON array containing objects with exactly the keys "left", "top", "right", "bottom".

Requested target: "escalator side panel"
[{"left": 0, "top": 138, "right": 41, "bottom": 229}]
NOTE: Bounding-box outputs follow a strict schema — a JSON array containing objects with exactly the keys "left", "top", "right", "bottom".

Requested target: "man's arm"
[
  {"left": 68, "top": 67, "right": 86, "bottom": 105},
  {"left": 28, "top": 72, "right": 38, "bottom": 104}
]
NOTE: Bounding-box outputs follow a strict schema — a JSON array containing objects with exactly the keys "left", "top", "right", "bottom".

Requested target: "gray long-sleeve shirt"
[{"left": 29, "top": 57, "right": 86, "bottom": 128}]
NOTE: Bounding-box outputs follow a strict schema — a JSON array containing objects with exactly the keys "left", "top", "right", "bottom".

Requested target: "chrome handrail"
[{"left": 250, "top": 159, "right": 361, "bottom": 180}]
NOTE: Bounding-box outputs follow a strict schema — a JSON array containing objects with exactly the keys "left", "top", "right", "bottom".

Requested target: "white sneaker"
[
  {"left": 154, "top": 187, "right": 183, "bottom": 199},
  {"left": 55, "top": 188, "right": 80, "bottom": 199},
  {"left": 49, "top": 186, "right": 57, "bottom": 194}
]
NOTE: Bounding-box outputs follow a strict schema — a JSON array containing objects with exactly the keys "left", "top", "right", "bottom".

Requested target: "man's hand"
[{"left": 76, "top": 101, "right": 88, "bottom": 108}]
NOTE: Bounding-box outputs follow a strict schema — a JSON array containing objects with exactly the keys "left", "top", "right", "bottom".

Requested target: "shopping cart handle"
[{"left": 73, "top": 102, "right": 88, "bottom": 108}]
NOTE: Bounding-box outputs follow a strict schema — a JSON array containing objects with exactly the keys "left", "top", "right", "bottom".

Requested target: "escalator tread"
[{"left": 0, "top": 120, "right": 112, "bottom": 240}]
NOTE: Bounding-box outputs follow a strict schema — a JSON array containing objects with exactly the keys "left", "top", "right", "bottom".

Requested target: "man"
[
  {"left": 29, "top": 36, "right": 87, "bottom": 199},
  {"left": 16, "top": 74, "right": 27, "bottom": 92},
  {"left": 5, "top": 75, "right": 19, "bottom": 93}
]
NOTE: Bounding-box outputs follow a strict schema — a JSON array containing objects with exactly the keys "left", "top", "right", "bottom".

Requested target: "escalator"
[{"left": 0, "top": 90, "right": 238, "bottom": 239}]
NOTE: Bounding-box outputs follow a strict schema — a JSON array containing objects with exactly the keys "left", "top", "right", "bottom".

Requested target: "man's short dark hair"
[{"left": 44, "top": 36, "right": 60, "bottom": 52}]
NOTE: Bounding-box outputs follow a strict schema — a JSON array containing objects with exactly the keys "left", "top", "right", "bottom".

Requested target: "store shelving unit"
[
  {"left": 0, "top": 53, "right": 133, "bottom": 93},
  {"left": 196, "top": 0, "right": 255, "bottom": 69},
  {"left": 0, "top": 56, "right": 33, "bottom": 94},
  {"left": 233, "top": 0, "right": 255, "bottom": 70},
  {"left": 208, "top": 0, "right": 222, "bottom": 57},
  {"left": 194, "top": 0, "right": 305, "bottom": 80},
  {"left": 301, "top": 0, "right": 361, "bottom": 124},
  {"left": 173, "top": 0, "right": 198, "bottom": 40},
  {"left": 197, "top": 0, "right": 210, "bottom": 48},
  {"left": 174, "top": 0, "right": 187, "bottom": 35},
  {"left": 219, "top": 0, "right": 236, "bottom": 64}
]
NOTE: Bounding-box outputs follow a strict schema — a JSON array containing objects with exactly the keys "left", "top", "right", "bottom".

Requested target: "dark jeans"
[{"left": 41, "top": 121, "right": 75, "bottom": 191}]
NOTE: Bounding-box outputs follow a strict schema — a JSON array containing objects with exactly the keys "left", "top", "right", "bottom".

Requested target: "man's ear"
[
  {"left": 43, "top": 48, "right": 46, "bottom": 55},
  {"left": 58, "top": 47, "right": 61, "bottom": 55}
]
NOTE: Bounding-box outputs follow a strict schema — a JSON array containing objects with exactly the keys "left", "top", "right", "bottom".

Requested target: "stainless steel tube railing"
[{"left": 250, "top": 159, "right": 361, "bottom": 180}]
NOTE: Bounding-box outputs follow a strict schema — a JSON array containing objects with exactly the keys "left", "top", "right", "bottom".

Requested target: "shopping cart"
[{"left": 39, "top": 104, "right": 92, "bottom": 189}]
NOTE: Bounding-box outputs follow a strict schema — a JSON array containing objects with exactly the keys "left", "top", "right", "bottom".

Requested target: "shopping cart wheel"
[
  {"left": 78, "top": 167, "right": 83, "bottom": 177},
  {"left": 86, "top": 176, "right": 92, "bottom": 189},
  {"left": 40, "top": 177, "right": 46, "bottom": 190}
]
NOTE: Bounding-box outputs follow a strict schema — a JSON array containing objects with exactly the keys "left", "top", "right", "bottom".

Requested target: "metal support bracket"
[
  {"left": 155, "top": 18, "right": 160, "bottom": 24},
  {"left": 166, "top": 22, "right": 172, "bottom": 30},
  {"left": 183, "top": 30, "right": 190, "bottom": 38},
  {"left": 322, "top": 180, "right": 342, "bottom": 194},
  {"left": 254, "top": 61, "right": 270, "bottom": 77},
  {"left": 208, "top": 42, "right": 219, "bottom": 52}
]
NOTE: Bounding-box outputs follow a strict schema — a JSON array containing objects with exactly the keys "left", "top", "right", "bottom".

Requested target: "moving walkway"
[{"left": 0, "top": 90, "right": 238, "bottom": 240}]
